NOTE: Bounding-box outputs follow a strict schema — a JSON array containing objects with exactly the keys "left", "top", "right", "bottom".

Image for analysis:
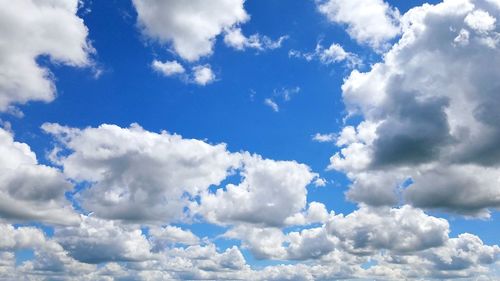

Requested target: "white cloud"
[
  {"left": 195, "top": 153, "right": 317, "bottom": 227},
  {"left": 42, "top": 123, "right": 239, "bottom": 224},
  {"left": 330, "top": 0, "right": 500, "bottom": 217},
  {"left": 317, "top": 0, "right": 400, "bottom": 49},
  {"left": 149, "top": 225, "right": 200, "bottom": 248},
  {"left": 290, "top": 43, "right": 361, "bottom": 68},
  {"left": 224, "top": 27, "right": 288, "bottom": 51},
  {"left": 264, "top": 98, "right": 279, "bottom": 112},
  {"left": 312, "top": 132, "right": 336, "bottom": 143},
  {"left": 0, "top": 0, "right": 92, "bottom": 111},
  {"left": 151, "top": 60, "right": 185, "bottom": 76},
  {"left": 464, "top": 9, "right": 497, "bottom": 32},
  {"left": 192, "top": 65, "right": 216, "bottom": 85},
  {"left": 43, "top": 123, "right": 317, "bottom": 228},
  {"left": 0, "top": 128, "right": 78, "bottom": 225},
  {"left": 55, "top": 216, "right": 152, "bottom": 264},
  {"left": 132, "top": 0, "right": 249, "bottom": 61}
]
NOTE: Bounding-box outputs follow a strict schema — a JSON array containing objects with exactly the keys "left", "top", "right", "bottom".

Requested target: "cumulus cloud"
[
  {"left": 195, "top": 154, "right": 317, "bottom": 227},
  {"left": 55, "top": 216, "right": 152, "bottom": 264},
  {"left": 317, "top": 0, "right": 400, "bottom": 49},
  {"left": 290, "top": 42, "right": 361, "bottom": 68},
  {"left": 42, "top": 123, "right": 239, "bottom": 224},
  {"left": 0, "top": 0, "right": 92, "bottom": 111},
  {"left": 330, "top": 0, "right": 500, "bottom": 217},
  {"left": 192, "top": 65, "right": 216, "bottom": 85},
  {"left": 312, "top": 132, "right": 336, "bottom": 143},
  {"left": 224, "top": 27, "right": 288, "bottom": 51},
  {"left": 151, "top": 60, "right": 185, "bottom": 76},
  {"left": 43, "top": 123, "right": 317, "bottom": 227},
  {"left": 132, "top": 0, "right": 249, "bottom": 61},
  {"left": 0, "top": 128, "right": 78, "bottom": 225}
]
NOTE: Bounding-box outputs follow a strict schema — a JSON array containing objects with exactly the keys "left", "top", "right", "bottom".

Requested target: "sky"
[{"left": 0, "top": 0, "right": 499, "bottom": 280}]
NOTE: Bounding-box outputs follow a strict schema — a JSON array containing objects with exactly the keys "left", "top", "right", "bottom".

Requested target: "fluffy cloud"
[
  {"left": 325, "top": 205, "right": 450, "bottom": 255},
  {"left": 0, "top": 0, "right": 92, "bottom": 111},
  {"left": 0, "top": 127, "right": 78, "bottom": 225},
  {"left": 151, "top": 60, "right": 185, "bottom": 76},
  {"left": 317, "top": 0, "right": 400, "bottom": 49},
  {"left": 290, "top": 42, "right": 361, "bottom": 68},
  {"left": 42, "top": 123, "right": 239, "bottom": 224},
  {"left": 43, "top": 123, "right": 317, "bottom": 227},
  {"left": 224, "top": 27, "right": 288, "bottom": 51},
  {"left": 195, "top": 154, "right": 317, "bottom": 227},
  {"left": 192, "top": 65, "right": 216, "bottom": 85},
  {"left": 132, "top": 0, "right": 249, "bottom": 61},
  {"left": 149, "top": 225, "right": 200, "bottom": 248},
  {"left": 330, "top": 0, "right": 500, "bottom": 217},
  {"left": 55, "top": 216, "right": 152, "bottom": 264}
]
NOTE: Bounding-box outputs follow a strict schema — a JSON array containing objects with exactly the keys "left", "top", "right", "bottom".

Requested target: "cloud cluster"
[
  {"left": 317, "top": 0, "right": 400, "bottom": 49},
  {"left": 42, "top": 123, "right": 318, "bottom": 226},
  {"left": 330, "top": 0, "right": 500, "bottom": 217},
  {"left": 289, "top": 42, "right": 361, "bottom": 68},
  {"left": 224, "top": 27, "right": 288, "bottom": 51},
  {"left": 0, "top": 0, "right": 499, "bottom": 280},
  {"left": 0, "top": 0, "right": 92, "bottom": 111}
]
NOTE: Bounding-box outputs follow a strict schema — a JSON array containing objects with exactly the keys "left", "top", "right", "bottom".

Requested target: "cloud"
[
  {"left": 224, "top": 27, "right": 288, "bottom": 51},
  {"left": 312, "top": 132, "right": 336, "bottom": 143},
  {"left": 132, "top": 0, "right": 249, "bottom": 61},
  {"left": 149, "top": 225, "right": 200, "bottom": 248},
  {"left": 192, "top": 65, "right": 216, "bottom": 85},
  {"left": 317, "top": 0, "right": 400, "bottom": 50},
  {"left": 0, "top": 0, "right": 92, "bottom": 111},
  {"left": 42, "top": 122, "right": 239, "bottom": 224},
  {"left": 290, "top": 42, "right": 361, "bottom": 68},
  {"left": 43, "top": 123, "right": 317, "bottom": 227},
  {"left": 151, "top": 60, "right": 185, "bottom": 76},
  {"left": 55, "top": 216, "right": 152, "bottom": 264},
  {"left": 329, "top": 0, "right": 500, "bottom": 217},
  {"left": 0, "top": 127, "right": 78, "bottom": 225},
  {"left": 264, "top": 98, "right": 279, "bottom": 112},
  {"left": 195, "top": 154, "right": 317, "bottom": 227}
]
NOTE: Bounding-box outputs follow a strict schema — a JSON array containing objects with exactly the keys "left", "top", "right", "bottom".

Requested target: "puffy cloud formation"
[
  {"left": 132, "top": 0, "right": 249, "bottom": 61},
  {"left": 317, "top": 0, "right": 400, "bottom": 49},
  {"left": 0, "top": 0, "right": 92, "bottom": 111},
  {"left": 55, "top": 216, "right": 152, "bottom": 264},
  {"left": 289, "top": 42, "right": 361, "bottom": 68},
  {"left": 330, "top": 0, "right": 500, "bottom": 217},
  {"left": 42, "top": 123, "right": 318, "bottom": 226},
  {"left": 192, "top": 65, "right": 216, "bottom": 85},
  {"left": 0, "top": 128, "right": 78, "bottom": 225},
  {"left": 151, "top": 60, "right": 185, "bottom": 76},
  {"left": 223, "top": 27, "right": 288, "bottom": 51}
]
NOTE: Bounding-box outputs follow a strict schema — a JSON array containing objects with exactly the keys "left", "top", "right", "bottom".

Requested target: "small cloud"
[
  {"left": 312, "top": 133, "right": 336, "bottom": 143},
  {"left": 274, "top": 86, "right": 300, "bottom": 102},
  {"left": 314, "top": 177, "right": 327, "bottom": 187},
  {"left": 192, "top": 65, "right": 216, "bottom": 86},
  {"left": 290, "top": 42, "right": 361, "bottom": 68},
  {"left": 264, "top": 98, "right": 279, "bottom": 112},
  {"left": 224, "top": 27, "right": 288, "bottom": 51},
  {"left": 152, "top": 60, "right": 185, "bottom": 76}
]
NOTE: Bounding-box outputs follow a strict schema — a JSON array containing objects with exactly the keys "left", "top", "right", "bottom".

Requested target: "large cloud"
[
  {"left": 330, "top": 0, "right": 500, "bottom": 217},
  {"left": 0, "top": 128, "right": 78, "bottom": 225},
  {"left": 0, "top": 0, "right": 92, "bottom": 111},
  {"left": 132, "top": 0, "right": 249, "bottom": 61},
  {"left": 43, "top": 123, "right": 318, "bottom": 226},
  {"left": 317, "top": 0, "right": 400, "bottom": 49}
]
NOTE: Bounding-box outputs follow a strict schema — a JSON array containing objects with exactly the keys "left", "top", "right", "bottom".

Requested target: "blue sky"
[{"left": 0, "top": 0, "right": 499, "bottom": 280}]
